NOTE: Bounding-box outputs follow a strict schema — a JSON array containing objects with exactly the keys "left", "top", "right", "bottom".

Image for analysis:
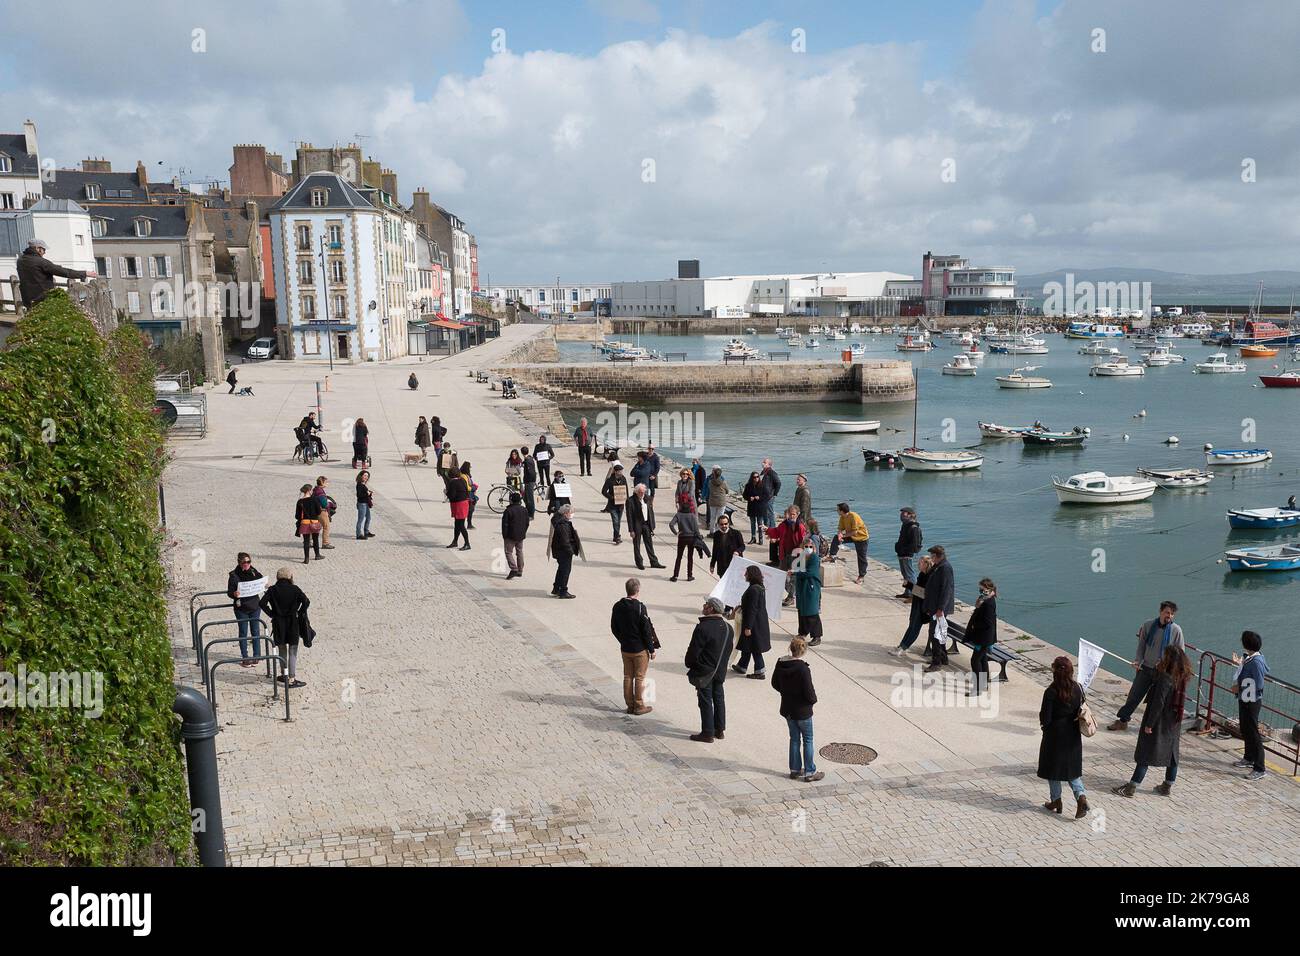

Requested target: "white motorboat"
[
  {"left": 827, "top": 329, "right": 846, "bottom": 341},
  {"left": 1078, "top": 342, "right": 1120, "bottom": 356},
  {"left": 805, "top": 337, "right": 820, "bottom": 348},
  {"left": 1194, "top": 353, "right": 1248, "bottom": 374},
  {"left": 1052, "top": 472, "right": 1158, "bottom": 505},
  {"left": 774, "top": 326, "right": 786, "bottom": 336},
  {"left": 808, "top": 324, "right": 824, "bottom": 334},
  {"left": 1136, "top": 467, "right": 1214, "bottom": 489},
  {"left": 849, "top": 344, "right": 867, "bottom": 358},
  {"left": 996, "top": 365, "right": 1053, "bottom": 389},
  {"left": 1144, "top": 346, "right": 1185, "bottom": 366},
  {"left": 899, "top": 449, "right": 984, "bottom": 472},
  {"left": 745, "top": 327, "right": 758, "bottom": 335},
  {"left": 869, "top": 326, "right": 883, "bottom": 334},
  {"left": 722, "top": 340, "right": 761, "bottom": 360},
  {"left": 1205, "top": 447, "right": 1273, "bottom": 466},
  {"left": 820, "top": 419, "right": 882, "bottom": 434},
  {"left": 1089, "top": 356, "right": 1145, "bottom": 377},
  {"left": 941, "top": 353, "right": 978, "bottom": 376},
  {"left": 785, "top": 333, "right": 802, "bottom": 347},
  {"left": 850, "top": 323, "right": 863, "bottom": 333},
  {"left": 961, "top": 345, "right": 985, "bottom": 364}
]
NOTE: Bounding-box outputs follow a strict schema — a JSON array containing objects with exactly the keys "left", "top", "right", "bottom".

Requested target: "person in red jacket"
[{"left": 766, "top": 505, "right": 807, "bottom": 607}]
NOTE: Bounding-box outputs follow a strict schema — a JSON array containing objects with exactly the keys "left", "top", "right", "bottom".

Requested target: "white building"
[
  {"left": 920, "top": 251, "right": 1023, "bottom": 316},
  {"left": 0, "top": 198, "right": 96, "bottom": 295},
  {"left": 611, "top": 271, "right": 912, "bottom": 318},
  {"left": 488, "top": 283, "right": 612, "bottom": 315},
  {"left": 269, "top": 171, "right": 396, "bottom": 363},
  {"left": 0, "top": 120, "right": 42, "bottom": 211}
]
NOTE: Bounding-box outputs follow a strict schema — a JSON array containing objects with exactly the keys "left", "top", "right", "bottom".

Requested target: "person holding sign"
[
  {"left": 547, "top": 469, "right": 572, "bottom": 515},
  {"left": 534, "top": 434, "right": 555, "bottom": 487},
  {"left": 601, "top": 463, "right": 629, "bottom": 544},
  {"left": 227, "top": 552, "right": 265, "bottom": 666}
]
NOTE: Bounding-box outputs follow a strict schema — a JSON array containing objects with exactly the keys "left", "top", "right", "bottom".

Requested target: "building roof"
[
  {"left": 0, "top": 133, "right": 39, "bottom": 176},
  {"left": 85, "top": 204, "right": 191, "bottom": 240},
  {"left": 43, "top": 168, "right": 148, "bottom": 203},
  {"left": 204, "top": 204, "right": 254, "bottom": 244},
  {"left": 0, "top": 210, "right": 36, "bottom": 256},
  {"left": 29, "top": 198, "right": 88, "bottom": 215},
  {"left": 270, "top": 171, "right": 374, "bottom": 212}
]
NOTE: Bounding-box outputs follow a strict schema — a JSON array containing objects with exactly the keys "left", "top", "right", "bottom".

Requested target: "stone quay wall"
[{"left": 491, "top": 359, "right": 916, "bottom": 407}]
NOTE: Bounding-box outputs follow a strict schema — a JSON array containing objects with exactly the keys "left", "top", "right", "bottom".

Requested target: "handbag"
[
  {"left": 640, "top": 604, "right": 661, "bottom": 650},
  {"left": 298, "top": 519, "right": 322, "bottom": 535},
  {"left": 1078, "top": 693, "right": 1098, "bottom": 738}
]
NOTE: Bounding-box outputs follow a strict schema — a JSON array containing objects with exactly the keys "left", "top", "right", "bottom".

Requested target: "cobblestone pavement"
[{"left": 164, "top": 328, "right": 1300, "bottom": 866}]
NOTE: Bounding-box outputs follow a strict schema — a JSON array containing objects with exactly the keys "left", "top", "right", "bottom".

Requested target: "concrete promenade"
[{"left": 163, "top": 322, "right": 1300, "bottom": 866}]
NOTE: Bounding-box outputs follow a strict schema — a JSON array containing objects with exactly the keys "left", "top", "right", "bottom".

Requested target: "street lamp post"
[{"left": 318, "top": 237, "right": 334, "bottom": 371}]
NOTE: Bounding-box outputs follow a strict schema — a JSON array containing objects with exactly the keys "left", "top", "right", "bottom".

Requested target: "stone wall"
[
  {"left": 498, "top": 329, "right": 559, "bottom": 365},
  {"left": 491, "top": 359, "right": 915, "bottom": 407}
]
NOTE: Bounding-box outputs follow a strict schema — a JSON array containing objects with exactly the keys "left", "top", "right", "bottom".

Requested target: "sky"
[{"left": 2, "top": 0, "right": 1298, "bottom": 284}]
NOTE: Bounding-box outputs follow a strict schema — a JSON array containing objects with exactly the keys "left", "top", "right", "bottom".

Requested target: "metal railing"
[{"left": 1187, "top": 643, "right": 1300, "bottom": 776}]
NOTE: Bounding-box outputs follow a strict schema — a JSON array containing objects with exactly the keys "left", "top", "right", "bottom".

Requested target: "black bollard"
[{"left": 172, "top": 684, "right": 226, "bottom": 867}]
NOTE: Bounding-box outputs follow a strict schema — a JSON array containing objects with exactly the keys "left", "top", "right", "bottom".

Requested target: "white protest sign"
[
  {"left": 535, "top": 450, "right": 551, "bottom": 462},
  {"left": 709, "top": 555, "right": 787, "bottom": 622},
  {"left": 237, "top": 577, "right": 267, "bottom": 599},
  {"left": 1078, "top": 639, "right": 1107, "bottom": 690},
  {"left": 551, "top": 481, "right": 571, "bottom": 499}
]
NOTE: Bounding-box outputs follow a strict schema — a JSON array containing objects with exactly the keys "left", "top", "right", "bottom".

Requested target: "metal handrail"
[
  {"left": 205, "top": 643, "right": 291, "bottom": 722},
  {"left": 1187, "top": 642, "right": 1299, "bottom": 776}
]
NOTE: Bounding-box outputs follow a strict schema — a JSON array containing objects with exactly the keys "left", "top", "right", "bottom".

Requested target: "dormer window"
[
  {"left": 0, "top": 155, "right": 12, "bottom": 173},
  {"left": 310, "top": 188, "right": 328, "bottom": 207},
  {"left": 84, "top": 183, "right": 100, "bottom": 200},
  {"left": 90, "top": 217, "right": 107, "bottom": 238},
  {"left": 133, "top": 218, "right": 152, "bottom": 237}
]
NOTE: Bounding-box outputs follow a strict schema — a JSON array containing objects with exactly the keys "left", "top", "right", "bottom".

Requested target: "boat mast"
[{"left": 911, "top": 367, "right": 919, "bottom": 449}]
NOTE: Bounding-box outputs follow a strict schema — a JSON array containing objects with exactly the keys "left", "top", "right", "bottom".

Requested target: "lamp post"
[{"left": 318, "top": 237, "right": 335, "bottom": 371}]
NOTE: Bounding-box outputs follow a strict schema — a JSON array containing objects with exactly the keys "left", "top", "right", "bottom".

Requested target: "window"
[
  {"left": 91, "top": 218, "right": 106, "bottom": 238},
  {"left": 297, "top": 224, "right": 311, "bottom": 250},
  {"left": 119, "top": 189, "right": 133, "bottom": 198},
  {"left": 298, "top": 260, "right": 313, "bottom": 283},
  {"left": 303, "top": 330, "right": 321, "bottom": 354},
  {"left": 330, "top": 260, "right": 345, "bottom": 283},
  {"left": 123, "top": 256, "right": 142, "bottom": 278},
  {"left": 153, "top": 255, "right": 170, "bottom": 277},
  {"left": 84, "top": 183, "right": 100, "bottom": 200},
  {"left": 332, "top": 294, "right": 346, "bottom": 318},
  {"left": 310, "top": 188, "right": 328, "bottom": 207},
  {"left": 153, "top": 287, "right": 171, "bottom": 314},
  {"left": 538, "top": 290, "right": 546, "bottom": 302},
  {"left": 127, "top": 291, "right": 141, "bottom": 314},
  {"left": 95, "top": 256, "right": 110, "bottom": 278},
  {"left": 133, "top": 218, "right": 152, "bottom": 237},
  {"left": 302, "top": 295, "right": 316, "bottom": 318},
  {"left": 0, "top": 155, "right": 11, "bottom": 173},
  {"left": 328, "top": 224, "right": 342, "bottom": 246}
]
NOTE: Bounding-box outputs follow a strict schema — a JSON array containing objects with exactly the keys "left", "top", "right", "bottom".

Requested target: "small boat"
[
  {"left": 1136, "top": 467, "right": 1214, "bottom": 489},
  {"left": 1205, "top": 448, "right": 1272, "bottom": 466},
  {"left": 1053, "top": 472, "right": 1157, "bottom": 505},
  {"left": 1194, "top": 353, "right": 1248, "bottom": 374},
  {"left": 962, "top": 345, "right": 986, "bottom": 364},
  {"left": 1089, "top": 356, "right": 1145, "bottom": 377},
  {"left": 1226, "top": 507, "right": 1300, "bottom": 529},
  {"left": 805, "top": 337, "right": 820, "bottom": 348},
  {"left": 1260, "top": 369, "right": 1300, "bottom": 388},
  {"left": 1078, "top": 342, "right": 1120, "bottom": 356},
  {"left": 1224, "top": 543, "right": 1300, "bottom": 572},
  {"left": 827, "top": 329, "right": 847, "bottom": 341},
  {"left": 862, "top": 448, "right": 903, "bottom": 467},
  {"left": 941, "top": 353, "right": 977, "bottom": 376},
  {"left": 896, "top": 333, "right": 934, "bottom": 352},
  {"left": 996, "top": 365, "right": 1052, "bottom": 389},
  {"left": 745, "top": 327, "right": 758, "bottom": 335},
  {"left": 808, "top": 324, "right": 823, "bottom": 334},
  {"left": 849, "top": 344, "right": 867, "bottom": 358},
  {"left": 786, "top": 333, "right": 802, "bottom": 347},
  {"left": 850, "top": 323, "right": 863, "bottom": 334},
  {"left": 821, "top": 419, "right": 881, "bottom": 434},
  {"left": 774, "top": 326, "right": 786, "bottom": 336},
  {"left": 1022, "top": 427, "right": 1088, "bottom": 447},
  {"left": 1064, "top": 322, "right": 1126, "bottom": 339},
  {"left": 1240, "top": 344, "right": 1279, "bottom": 359},
  {"left": 1144, "top": 346, "right": 1186, "bottom": 366},
  {"left": 898, "top": 449, "right": 984, "bottom": 472},
  {"left": 978, "top": 421, "right": 1043, "bottom": 439}
]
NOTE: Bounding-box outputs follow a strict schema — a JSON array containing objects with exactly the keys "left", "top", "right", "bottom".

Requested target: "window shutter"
[
  {"left": 165, "top": 256, "right": 172, "bottom": 277},
  {"left": 135, "top": 257, "right": 143, "bottom": 277},
  {"left": 120, "top": 256, "right": 127, "bottom": 276},
  {"left": 103, "top": 257, "right": 112, "bottom": 279},
  {"left": 148, "top": 256, "right": 156, "bottom": 278}
]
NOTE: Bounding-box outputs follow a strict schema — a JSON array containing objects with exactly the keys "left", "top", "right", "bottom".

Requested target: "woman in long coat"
[
  {"left": 1038, "top": 655, "right": 1089, "bottom": 818},
  {"left": 792, "top": 546, "right": 823, "bottom": 647},
  {"left": 1113, "top": 645, "right": 1190, "bottom": 798},
  {"left": 742, "top": 471, "right": 764, "bottom": 543},
  {"left": 415, "top": 416, "right": 431, "bottom": 463},
  {"left": 351, "top": 417, "right": 369, "bottom": 469},
  {"left": 734, "top": 564, "right": 771, "bottom": 677},
  {"left": 259, "top": 567, "right": 310, "bottom": 688},
  {"left": 965, "top": 578, "right": 998, "bottom": 696}
]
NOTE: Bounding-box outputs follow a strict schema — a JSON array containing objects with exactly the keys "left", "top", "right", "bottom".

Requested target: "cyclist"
[{"left": 298, "top": 412, "right": 325, "bottom": 460}]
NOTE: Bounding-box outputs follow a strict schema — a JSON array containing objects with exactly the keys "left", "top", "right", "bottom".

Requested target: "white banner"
[
  {"left": 709, "top": 555, "right": 787, "bottom": 622},
  {"left": 535, "top": 450, "right": 551, "bottom": 462},
  {"left": 237, "top": 577, "right": 267, "bottom": 599},
  {"left": 1078, "top": 639, "right": 1107, "bottom": 690},
  {"left": 550, "top": 481, "right": 571, "bottom": 499}
]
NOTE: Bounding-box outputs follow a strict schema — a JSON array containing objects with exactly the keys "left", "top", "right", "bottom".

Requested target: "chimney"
[
  {"left": 81, "top": 157, "right": 112, "bottom": 173},
  {"left": 381, "top": 168, "right": 398, "bottom": 198},
  {"left": 22, "top": 119, "right": 37, "bottom": 158},
  {"left": 136, "top": 160, "right": 149, "bottom": 186}
]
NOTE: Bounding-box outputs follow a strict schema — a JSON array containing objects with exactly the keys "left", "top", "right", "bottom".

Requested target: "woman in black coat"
[
  {"left": 733, "top": 565, "right": 771, "bottom": 677},
  {"left": 294, "top": 483, "right": 324, "bottom": 563},
  {"left": 1038, "top": 655, "right": 1088, "bottom": 818},
  {"left": 259, "top": 567, "right": 310, "bottom": 688},
  {"left": 709, "top": 512, "right": 746, "bottom": 579},
  {"left": 351, "top": 417, "right": 369, "bottom": 468},
  {"left": 965, "top": 578, "right": 998, "bottom": 696},
  {"left": 742, "top": 471, "right": 764, "bottom": 543},
  {"left": 1113, "top": 645, "right": 1191, "bottom": 798}
]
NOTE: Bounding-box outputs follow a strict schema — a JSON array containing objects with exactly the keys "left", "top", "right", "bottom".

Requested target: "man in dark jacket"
[
  {"left": 548, "top": 503, "right": 580, "bottom": 598},
  {"left": 690, "top": 458, "right": 706, "bottom": 503},
  {"left": 611, "top": 577, "right": 656, "bottom": 715},
  {"left": 894, "top": 507, "right": 923, "bottom": 598},
  {"left": 684, "top": 597, "right": 734, "bottom": 742},
  {"left": 575, "top": 417, "right": 594, "bottom": 476},
  {"left": 227, "top": 552, "right": 265, "bottom": 665},
  {"left": 626, "top": 483, "right": 665, "bottom": 570},
  {"left": 520, "top": 446, "right": 538, "bottom": 519},
  {"left": 759, "top": 458, "right": 782, "bottom": 528},
  {"left": 922, "top": 545, "right": 956, "bottom": 672},
  {"left": 600, "top": 463, "right": 629, "bottom": 543},
  {"left": 500, "top": 491, "right": 531, "bottom": 579},
  {"left": 16, "top": 239, "right": 90, "bottom": 309},
  {"left": 534, "top": 434, "right": 555, "bottom": 487},
  {"left": 227, "top": 367, "right": 239, "bottom": 394}
]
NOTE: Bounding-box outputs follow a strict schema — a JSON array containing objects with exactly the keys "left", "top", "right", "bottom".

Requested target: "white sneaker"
[
  {"left": 891, "top": 646, "right": 907, "bottom": 657},
  {"left": 1232, "top": 758, "right": 1253, "bottom": 768}
]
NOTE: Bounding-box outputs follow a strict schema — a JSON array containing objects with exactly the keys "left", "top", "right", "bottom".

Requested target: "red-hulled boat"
[{"left": 1259, "top": 369, "right": 1300, "bottom": 388}]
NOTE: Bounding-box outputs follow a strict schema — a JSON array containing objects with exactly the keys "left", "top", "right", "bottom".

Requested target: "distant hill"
[{"left": 1018, "top": 269, "right": 1300, "bottom": 305}]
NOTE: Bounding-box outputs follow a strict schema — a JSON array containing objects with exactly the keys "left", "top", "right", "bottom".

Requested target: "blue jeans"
[
  {"left": 609, "top": 506, "right": 623, "bottom": 540},
  {"left": 356, "top": 502, "right": 371, "bottom": 537},
  {"left": 696, "top": 679, "right": 725, "bottom": 736},
  {"left": 1131, "top": 751, "right": 1177, "bottom": 785},
  {"left": 1048, "top": 777, "right": 1086, "bottom": 801},
  {"left": 762, "top": 500, "right": 776, "bottom": 528},
  {"left": 899, "top": 554, "right": 916, "bottom": 586},
  {"left": 737, "top": 648, "right": 765, "bottom": 674},
  {"left": 235, "top": 607, "right": 262, "bottom": 659},
  {"left": 787, "top": 717, "right": 816, "bottom": 775},
  {"left": 749, "top": 514, "right": 761, "bottom": 539}
]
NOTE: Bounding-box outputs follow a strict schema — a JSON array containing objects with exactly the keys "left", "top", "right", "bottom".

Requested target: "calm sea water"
[{"left": 559, "top": 331, "right": 1300, "bottom": 678}]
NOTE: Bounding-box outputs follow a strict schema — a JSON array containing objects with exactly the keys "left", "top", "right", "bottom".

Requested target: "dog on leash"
[{"left": 402, "top": 451, "right": 425, "bottom": 465}]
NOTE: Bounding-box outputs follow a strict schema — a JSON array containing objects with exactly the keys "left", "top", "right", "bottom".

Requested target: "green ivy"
[{"left": 0, "top": 292, "right": 193, "bottom": 865}]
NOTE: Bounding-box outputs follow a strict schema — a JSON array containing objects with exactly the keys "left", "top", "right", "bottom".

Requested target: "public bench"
[{"left": 945, "top": 619, "right": 1019, "bottom": 682}]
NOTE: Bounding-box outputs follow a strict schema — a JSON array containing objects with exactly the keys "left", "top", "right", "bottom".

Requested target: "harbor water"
[{"left": 559, "top": 331, "right": 1300, "bottom": 677}]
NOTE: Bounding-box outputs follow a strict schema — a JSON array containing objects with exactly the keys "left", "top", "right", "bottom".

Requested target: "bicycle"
[
  {"left": 487, "top": 476, "right": 525, "bottom": 514},
  {"left": 292, "top": 430, "right": 330, "bottom": 465}
]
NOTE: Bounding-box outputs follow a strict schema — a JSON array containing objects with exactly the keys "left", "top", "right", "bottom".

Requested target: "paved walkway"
[{"left": 164, "top": 324, "right": 1300, "bottom": 865}]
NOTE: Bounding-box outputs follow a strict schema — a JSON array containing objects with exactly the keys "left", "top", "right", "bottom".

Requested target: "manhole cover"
[{"left": 818, "top": 742, "right": 878, "bottom": 765}]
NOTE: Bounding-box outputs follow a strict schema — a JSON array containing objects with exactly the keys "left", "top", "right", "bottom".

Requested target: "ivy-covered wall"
[{"left": 0, "top": 291, "right": 193, "bottom": 865}]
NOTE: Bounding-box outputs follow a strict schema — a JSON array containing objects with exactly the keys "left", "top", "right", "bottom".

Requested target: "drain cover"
[{"left": 818, "top": 742, "right": 878, "bottom": 765}]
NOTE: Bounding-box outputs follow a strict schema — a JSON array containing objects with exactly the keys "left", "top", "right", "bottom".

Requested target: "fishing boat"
[
  {"left": 1022, "top": 427, "right": 1088, "bottom": 447},
  {"left": 849, "top": 323, "right": 863, "bottom": 334},
  {"left": 897, "top": 368, "right": 983, "bottom": 472},
  {"left": 962, "top": 346, "right": 986, "bottom": 364},
  {"left": 978, "top": 421, "right": 1044, "bottom": 439},
  {"left": 1259, "top": 368, "right": 1300, "bottom": 388},
  {"left": 1064, "top": 322, "right": 1126, "bottom": 339},
  {"left": 827, "top": 329, "right": 846, "bottom": 341},
  {"left": 849, "top": 344, "right": 867, "bottom": 358},
  {"left": 785, "top": 333, "right": 802, "bottom": 347},
  {"left": 1078, "top": 342, "right": 1120, "bottom": 356},
  {"left": 1144, "top": 346, "right": 1185, "bottom": 366},
  {"left": 896, "top": 332, "right": 934, "bottom": 352},
  {"left": 1089, "top": 356, "right": 1145, "bottom": 377},
  {"left": 862, "top": 448, "right": 903, "bottom": 466},
  {"left": 996, "top": 365, "right": 1053, "bottom": 389},
  {"left": 821, "top": 419, "right": 881, "bottom": 434},
  {"left": 1194, "top": 353, "right": 1247, "bottom": 374},
  {"left": 1224, "top": 544, "right": 1300, "bottom": 572},
  {"left": 1136, "top": 467, "right": 1213, "bottom": 489},
  {"left": 1226, "top": 507, "right": 1300, "bottom": 530},
  {"left": 941, "top": 353, "right": 977, "bottom": 376},
  {"left": 1205, "top": 448, "right": 1272, "bottom": 466},
  {"left": 1240, "top": 344, "right": 1279, "bottom": 359},
  {"left": 808, "top": 324, "right": 824, "bottom": 335},
  {"left": 1052, "top": 472, "right": 1157, "bottom": 504},
  {"left": 1228, "top": 283, "right": 1300, "bottom": 345}
]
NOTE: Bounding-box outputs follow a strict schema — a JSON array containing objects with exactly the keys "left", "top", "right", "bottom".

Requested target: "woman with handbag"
[
  {"left": 294, "top": 484, "right": 324, "bottom": 564},
  {"left": 1113, "top": 645, "right": 1191, "bottom": 798},
  {"left": 1037, "top": 655, "right": 1089, "bottom": 818},
  {"left": 355, "top": 470, "right": 375, "bottom": 540},
  {"left": 446, "top": 463, "right": 472, "bottom": 550},
  {"left": 352, "top": 417, "right": 370, "bottom": 469},
  {"left": 312, "top": 476, "right": 337, "bottom": 550},
  {"left": 259, "top": 567, "right": 309, "bottom": 689}
]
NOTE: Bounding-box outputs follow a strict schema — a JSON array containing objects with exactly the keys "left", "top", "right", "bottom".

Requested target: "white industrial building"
[
  {"left": 487, "top": 283, "right": 612, "bottom": 316},
  {"left": 611, "top": 271, "right": 915, "bottom": 319}
]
